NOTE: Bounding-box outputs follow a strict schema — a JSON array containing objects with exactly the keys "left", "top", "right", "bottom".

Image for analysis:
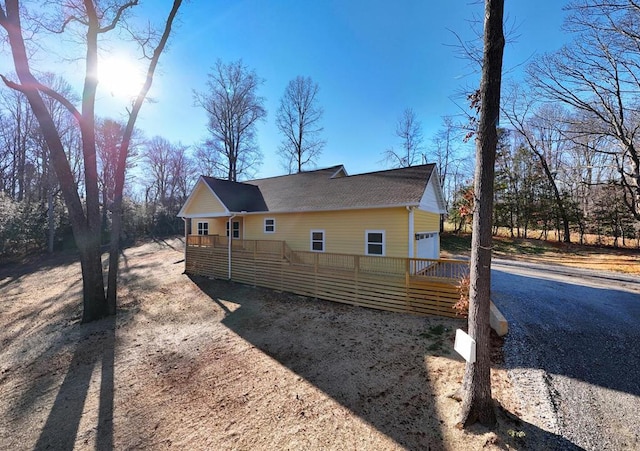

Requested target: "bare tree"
[
  {"left": 0, "top": 85, "right": 37, "bottom": 202},
  {"left": 459, "top": 0, "right": 504, "bottom": 428},
  {"left": 564, "top": 115, "right": 615, "bottom": 219},
  {"left": 193, "top": 143, "right": 219, "bottom": 177},
  {"left": 95, "top": 118, "right": 141, "bottom": 236},
  {"left": 142, "top": 136, "right": 194, "bottom": 210},
  {"left": 166, "top": 142, "right": 196, "bottom": 204},
  {"left": 140, "top": 136, "right": 194, "bottom": 235},
  {"left": 383, "top": 108, "right": 424, "bottom": 168},
  {"left": 0, "top": 0, "right": 183, "bottom": 322},
  {"left": 503, "top": 91, "right": 573, "bottom": 242},
  {"left": 528, "top": 0, "right": 640, "bottom": 221},
  {"left": 276, "top": 76, "right": 325, "bottom": 173},
  {"left": 36, "top": 74, "right": 82, "bottom": 253},
  {"left": 143, "top": 136, "right": 172, "bottom": 207},
  {"left": 431, "top": 116, "right": 471, "bottom": 229},
  {"left": 195, "top": 59, "right": 266, "bottom": 182},
  {"left": 0, "top": 73, "right": 81, "bottom": 254}
]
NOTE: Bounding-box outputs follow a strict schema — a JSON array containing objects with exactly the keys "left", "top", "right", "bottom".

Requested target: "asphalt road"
[{"left": 491, "top": 259, "right": 640, "bottom": 450}]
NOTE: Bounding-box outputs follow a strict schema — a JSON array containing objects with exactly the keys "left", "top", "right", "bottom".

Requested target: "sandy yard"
[{"left": 1, "top": 238, "right": 544, "bottom": 450}]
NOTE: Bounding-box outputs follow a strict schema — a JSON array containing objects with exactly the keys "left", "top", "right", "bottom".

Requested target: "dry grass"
[
  {"left": 441, "top": 233, "right": 640, "bottom": 276},
  {"left": 0, "top": 238, "right": 571, "bottom": 450}
]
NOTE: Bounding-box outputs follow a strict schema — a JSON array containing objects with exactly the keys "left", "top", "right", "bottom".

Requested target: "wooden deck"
[{"left": 185, "top": 236, "right": 469, "bottom": 318}]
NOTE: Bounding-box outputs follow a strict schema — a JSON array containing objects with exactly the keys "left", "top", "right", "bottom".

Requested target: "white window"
[
  {"left": 226, "top": 221, "right": 240, "bottom": 239},
  {"left": 310, "top": 230, "right": 325, "bottom": 252},
  {"left": 366, "top": 230, "right": 385, "bottom": 256},
  {"left": 197, "top": 221, "right": 209, "bottom": 236},
  {"left": 264, "top": 218, "right": 276, "bottom": 233}
]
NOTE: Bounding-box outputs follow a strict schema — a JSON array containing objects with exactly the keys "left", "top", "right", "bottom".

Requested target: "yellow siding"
[
  {"left": 413, "top": 209, "right": 441, "bottom": 258},
  {"left": 190, "top": 217, "right": 228, "bottom": 236},
  {"left": 414, "top": 209, "right": 440, "bottom": 233},
  {"left": 184, "top": 181, "right": 227, "bottom": 215},
  {"left": 242, "top": 208, "right": 410, "bottom": 258}
]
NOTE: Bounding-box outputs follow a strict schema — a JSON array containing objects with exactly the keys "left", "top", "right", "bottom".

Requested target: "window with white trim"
[
  {"left": 264, "top": 218, "right": 276, "bottom": 233},
  {"left": 365, "top": 230, "right": 385, "bottom": 256},
  {"left": 197, "top": 221, "right": 209, "bottom": 236},
  {"left": 226, "top": 220, "right": 240, "bottom": 238},
  {"left": 310, "top": 230, "right": 325, "bottom": 252}
]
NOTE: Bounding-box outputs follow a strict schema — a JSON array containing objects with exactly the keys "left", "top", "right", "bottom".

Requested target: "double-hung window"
[
  {"left": 197, "top": 221, "right": 209, "bottom": 236},
  {"left": 365, "top": 230, "right": 385, "bottom": 256},
  {"left": 264, "top": 218, "right": 275, "bottom": 233},
  {"left": 226, "top": 221, "right": 240, "bottom": 239},
  {"left": 310, "top": 230, "right": 325, "bottom": 252}
]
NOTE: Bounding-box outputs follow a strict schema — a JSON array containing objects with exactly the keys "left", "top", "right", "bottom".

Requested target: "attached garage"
[{"left": 415, "top": 232, "right": 439, "bottom": 260}]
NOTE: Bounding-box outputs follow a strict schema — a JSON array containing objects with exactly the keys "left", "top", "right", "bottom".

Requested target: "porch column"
[
  {"left": 228, "top": 214, "right": 236, "bottom": 280},
  {"left": 183, "top": 217, "right": 188, "bottom": 261},
  {"left": 407, "top": 207, "right": 415, "bottom": 258}
]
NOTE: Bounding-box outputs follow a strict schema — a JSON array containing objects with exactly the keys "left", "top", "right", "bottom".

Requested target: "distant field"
[
  {"left": 445, "top": 223, "right": 640, "bottom": 250},
  {"left": 441, "top": 233, "right": 640, "bottom": 276}
]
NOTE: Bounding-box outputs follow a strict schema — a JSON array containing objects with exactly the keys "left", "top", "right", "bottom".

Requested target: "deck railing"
[
  {"left": 186, "top": 240, "right": 470, "bottom": 318},
  {"left": 187, "top": 234, "right": 283, "bottom": 255},
  {"left": 186, "top": 236, "right": 468, "bottom": 281},
  {"left": 187, "top": 234, "right": 218, "bottom": 247}
]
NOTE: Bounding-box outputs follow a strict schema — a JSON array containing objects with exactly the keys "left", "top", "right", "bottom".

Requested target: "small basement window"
[
  {"left": 197, "top": 221, "right": 209, "bottom": 236},
  {"left": 264, "top": 218, "right": 276, "bottom": 233},
  {"left": 366, "top": 230, "right": 385, "bottom": 256},
  {"left": 310, "top": 230, "right": 325, "bottom": 252}
]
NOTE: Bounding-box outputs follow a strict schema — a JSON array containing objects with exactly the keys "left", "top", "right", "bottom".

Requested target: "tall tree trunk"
[
  {"left": 459, "top": 0, "right": 504, "bottom": 428},
  {"left": 1, "top": 1, "right": 108, "bottom": 323},
  {"left": 106, "top": 0, "right": 183, "bottom": 314},
  {"left": 78, "top": 232, "right": 109, "bottom": 322}
]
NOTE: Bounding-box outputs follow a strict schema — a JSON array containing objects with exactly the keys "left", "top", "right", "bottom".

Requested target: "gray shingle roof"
[
  {"left": 202, "top": 177, "right": 268, "bottom": 212},
  {"left": 202, "top": 164, "right": 435, "bottom": 213}
]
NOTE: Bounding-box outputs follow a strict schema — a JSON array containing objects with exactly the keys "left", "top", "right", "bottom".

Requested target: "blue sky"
[{"left": 3, "top": 1, "right": 571, "bottom": 179}]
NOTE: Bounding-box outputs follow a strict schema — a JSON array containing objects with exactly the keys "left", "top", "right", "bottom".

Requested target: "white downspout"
[
  {"left": 228, "top": 214, "right": 237, "bottom": 280},
  {"left": 407, "top": 206, "right": 415, "bottom": 258}
]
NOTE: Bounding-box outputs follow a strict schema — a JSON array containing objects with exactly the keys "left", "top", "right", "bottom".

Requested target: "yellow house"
[{"left": 177, "top": 164, "right": 447, "bottom": 259}]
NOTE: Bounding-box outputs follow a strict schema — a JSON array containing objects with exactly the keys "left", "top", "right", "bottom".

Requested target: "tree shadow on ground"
[
  {"left": 33, "top": 317, "right": 115, "bottom": 450},
  {"left": 0, "top": 252, "right": 120, "bottom": 450},
  {"left": 191, "top": 276, "right": 581, "bottom": 450},
  {"left": 151, "top": 236, "right": 184, "bottom": 251},
  {"left": 1, "top": 239, "right": 190, "bottom": 450},
  {"left": 0, "top": 250, "right": 80, "bottom": 290}
]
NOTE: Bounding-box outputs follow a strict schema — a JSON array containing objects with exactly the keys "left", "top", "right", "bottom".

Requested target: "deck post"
[
  {"left": 314, "top": 252, "right": 319, "bottom": 299},
  {"left": 183, "top": 218, "right": 188, "bottom": 261},
  {"left": 405, "top": 258, "right": 411, "bottom": 311},
  {"left": 228, "top": 215, "right": 236, "bottom": 280},
  {"left": 354, "top": 255, "right": 359, "bottom": 302}
]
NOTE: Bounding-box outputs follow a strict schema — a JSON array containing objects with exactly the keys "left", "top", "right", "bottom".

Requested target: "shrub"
[{"left": 453, "top": 274, "right": 470, "bottom": 316}]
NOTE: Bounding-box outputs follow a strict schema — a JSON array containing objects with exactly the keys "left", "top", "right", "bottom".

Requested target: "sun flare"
[{"left": 98, "top": 55, "right": 146, "bottom": 99}]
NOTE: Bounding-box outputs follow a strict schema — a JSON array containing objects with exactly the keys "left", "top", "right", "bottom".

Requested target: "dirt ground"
[{"left": 1, "top": 238, "right": 551, "bottom": 450}]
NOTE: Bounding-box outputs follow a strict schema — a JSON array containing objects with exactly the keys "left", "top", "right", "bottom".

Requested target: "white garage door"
[{"left": 416, "top": 232, "right": 439, "bottom": 260}]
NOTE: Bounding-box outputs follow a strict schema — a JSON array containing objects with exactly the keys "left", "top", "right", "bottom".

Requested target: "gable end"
[{"left": 177, "top": 177, "right": 230, "bottom": 217}]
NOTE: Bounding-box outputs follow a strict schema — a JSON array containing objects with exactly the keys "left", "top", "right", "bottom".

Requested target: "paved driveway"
[{"left": 491, "top": 259, "right": 640, "bottom": 450}]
